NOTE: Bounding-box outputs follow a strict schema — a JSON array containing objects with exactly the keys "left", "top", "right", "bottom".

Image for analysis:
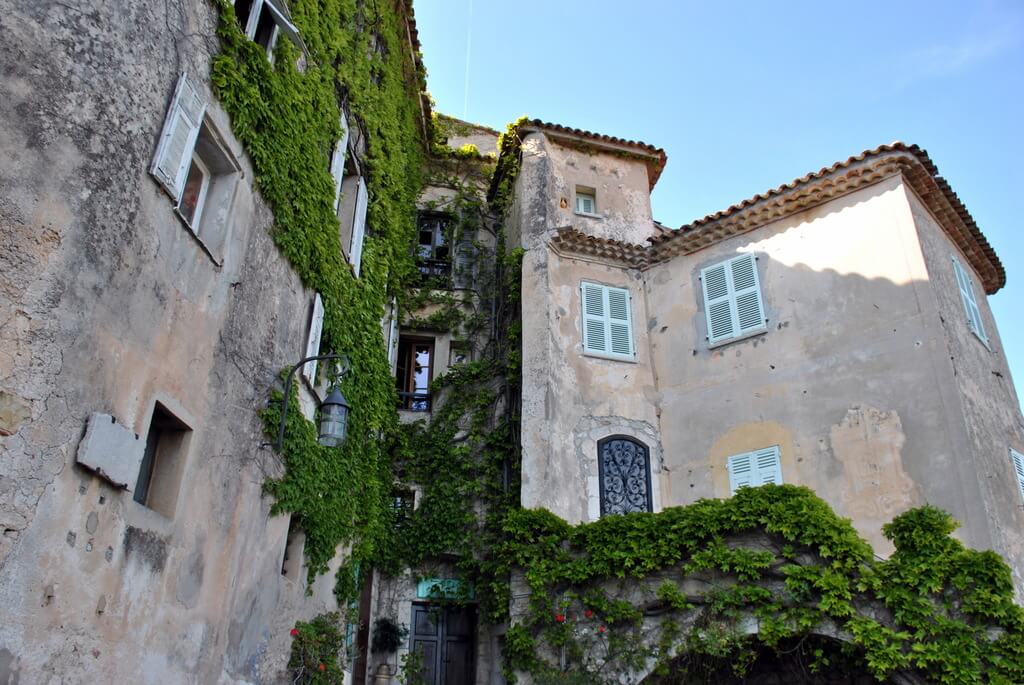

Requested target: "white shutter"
[
  {"left": 728, "top": 446, "right": 782, "bottom": 494},
  {"left": 581, "top": 282, "right": 608, "bottom": 354},
  {"left": 731, "top": 254, "right": 766, "bottom": 335},
  {"left": 1011, "top": 449, "right": 1024, "bottom": 501},
  {"left": 581, "top": 283, "right": 634, "bottom": 359},
  {"left": 701, "top": 253, "right": 766, "bottom": 345},
  {"left": 607, "top": 287, "right": 634, "bottom": 357},
  {"left": 302, "top": 293, "right": 324, "bottom": 384},
  {"left": 151, "top": 73, "right": 206, "bottom": 201},
  {"left": 701, "top": 262, "right": 734, "bottom": 343},
  {"left": 330, "top": 116, "right": 349, "bottom": 213},
  {"left": 350, "top": 177, "right": 368, "bottom": 276},
  {"left": 754, "top": 446, "right": 782, "bottom": 485},
  {"left": 728, "top": 452, "right": 754, "bottom": 494},
  {"left": 952, "top": 256, "right": 988, "bottom": 344}
]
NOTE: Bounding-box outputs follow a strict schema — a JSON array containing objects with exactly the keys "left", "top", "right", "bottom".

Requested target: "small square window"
[
  {"left": 134, "top": 403, "right": 192, "bottom": 518},
  {"left": 575, "top": 190, "right": 596, "bottom": 215},
  {"left": 449, "top": 341, "right": 471, "bottom": 366}
]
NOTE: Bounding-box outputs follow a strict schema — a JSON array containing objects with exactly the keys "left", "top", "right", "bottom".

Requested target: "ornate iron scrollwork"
[{"left": 598, "top": 437, "right": 652, "bottom": 515}]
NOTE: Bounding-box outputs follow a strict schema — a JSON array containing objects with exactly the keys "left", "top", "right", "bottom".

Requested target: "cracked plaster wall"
[{"left": 0, "top": 1, "right": 350, "bottom": 682}]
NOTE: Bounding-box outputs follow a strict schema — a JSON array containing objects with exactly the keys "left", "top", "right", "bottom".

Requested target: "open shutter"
[
  {"left": 952, "top": 256, "right": 987, "bottom": 344},
  {"left": 607, "top": 287, "right": 634, "bottom": 357},
  {"left": 728, "top": 452, "right": 754, "bottom": 494},
  {"left": 1011, "top": 449, "right": 1024, "bottom": 501},
  {"left": 350, "top": 177, "right": 368, "bottom": 276},
  {"left": 581, "top": 282, "right": 608, "bottom": 354},
  {"left": 701, "top": 262, "right": 734, "bottom": 343},
  {"left": 302, "top": 293, "right": 324, "bottom": 385},
  {"left": 150, "top": 73, "right": 206, "bottom": 202},
  {"left": 754, "top": 446, "right": 782, "bottom": 485},
  {"left": 330, "top": 116, "right": 349, "bottom": 213},
  {"left": 731, "top": 254, "right": 765, "bottom": 335}
]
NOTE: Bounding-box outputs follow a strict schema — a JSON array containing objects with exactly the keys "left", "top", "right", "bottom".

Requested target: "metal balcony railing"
[{"left": 397, "top": 391, "right": 431, "bottom": 412}]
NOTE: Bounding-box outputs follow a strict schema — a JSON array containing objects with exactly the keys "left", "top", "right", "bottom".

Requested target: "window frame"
[
  {"left": 727, "top": 446, "right": 783, "bottom": 495},
  {"left": 237, "top": 0, "right": 305, "bottom": 59},
  {"left": 397, "top": 336, "right": 434, "bottom": 412},
  {"left": 580, "top": 281, "right": 636, "bottom": 362},
  {"left": 176, "top": 151, "right": 211, "bottom": 232},
  {"left": 700, "top": 252, "right": 767, "bottom": 348},
  {"left": 416, "top": 211, "right": 453, "bottom": 284},
  {"left": 575, "top": 188, "right": 597, "bottom": 216}
]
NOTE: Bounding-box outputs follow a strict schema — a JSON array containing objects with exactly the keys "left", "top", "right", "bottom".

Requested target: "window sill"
[
  {"left": 707, "top": 326, "right": 768, "bottom": 350},
  {"left": 582, "top": 350, "right": 637, "bottom": 364},
  {"left": 970, "top": 329, "right": 992, "bottom": 352},
  {"left": 173, "top": 207, "right": 224, "bottom": 267},
  {"left": 575, "top": 211, "right": 603, "bottom": 220}
]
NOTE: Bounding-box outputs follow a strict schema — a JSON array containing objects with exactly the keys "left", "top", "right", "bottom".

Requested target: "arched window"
[{"left": 598, "top": 436, "right": 652, "bottom": 516}]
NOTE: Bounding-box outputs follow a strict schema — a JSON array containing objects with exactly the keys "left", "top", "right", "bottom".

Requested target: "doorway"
[{"left": 410, "top": 603, "right": 476, "bottom": 684}]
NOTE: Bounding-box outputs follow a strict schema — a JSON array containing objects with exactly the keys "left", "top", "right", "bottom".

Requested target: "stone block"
[
  {"left": 0, "top": 390, "right": 31, "bottom": 436},
  {"left": 75, "top": 413, "right": 144, "bottom": 490}
]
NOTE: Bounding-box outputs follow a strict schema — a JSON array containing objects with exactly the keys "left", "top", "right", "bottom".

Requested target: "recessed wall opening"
[
  {"left": 281, "top": 516, "right": 305, "bottom": 581},
  {"left": 134, "top": 402, "right": 191, "bottom": 518}
]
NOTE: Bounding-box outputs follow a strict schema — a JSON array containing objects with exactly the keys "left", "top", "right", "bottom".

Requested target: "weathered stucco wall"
[
  {"left": 516, "top": 138, "right": 1024, "bottom": 579},
  {"left": 0, "top": 2, "right": 347, "bottom": 682},
  {"left": 907, "top": 187, "right": 1024, "bottom": 585}
]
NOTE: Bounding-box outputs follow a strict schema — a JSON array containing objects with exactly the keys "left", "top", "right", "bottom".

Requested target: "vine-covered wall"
[{"left": 210, "top": 0, "right": 426, "bottom": 582}]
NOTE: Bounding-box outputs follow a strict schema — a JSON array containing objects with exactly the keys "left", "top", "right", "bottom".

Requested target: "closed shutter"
[
  {"left": 350, "top": 177, "right": 368, "bottom": 276},
  {"left": 330, "top": 116, "right": 349, "bottom": 213},
  {"left": 728, "top": 446, "right": 782, "bottom": 494},
  {"left": 701, "top": 253, "right": 766, "bottom": 345},
  {"left": 303, "top": 293, "right": 324, "bottom": 385},
  {"left": 952, "top": 256, "right": 988, "bottom": 344},
  {"left": 581, "top": 282, "right": 634, "bottom": 359},
  {"left": 727, "top": 452, "right": 754, "bottom": 493},
  {"left": 150, "top": 73, "right": 206, "bottom": 202},
  {"left": 1011, "top": 449, "right": 1024, "bottom": 501}
]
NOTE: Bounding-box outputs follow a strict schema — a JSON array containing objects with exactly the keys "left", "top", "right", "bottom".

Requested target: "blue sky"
[{"left": 415, "top": 0, "right": 1024, "bottom": 406}]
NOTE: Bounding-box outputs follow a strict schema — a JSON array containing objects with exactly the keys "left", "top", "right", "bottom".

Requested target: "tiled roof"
[
  {"left": 522, "top": 119, "right": 668, "bottom": 190},
  {"left": 648, "top": 143, "right": 1005, "bottom": 293},
  {"left": 550, "top": 227, "right": 649, "bottom": 268}
]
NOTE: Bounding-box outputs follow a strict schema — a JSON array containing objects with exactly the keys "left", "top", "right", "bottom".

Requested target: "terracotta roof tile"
[{"left": 522, "top": 119, "right": 668, "bottom": 190}]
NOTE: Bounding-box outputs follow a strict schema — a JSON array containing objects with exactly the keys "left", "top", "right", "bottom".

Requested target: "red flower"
[
  {"left": 554, "top": 613, "right": 565, "bottom": 623},
  {"left": 584, "top": 609, "right": 593, "bottom": 618},
  {"left": 290, "top": 628, "right": 299, "bottom": 637},
  {"left": 318, "top": 663, "right": 326, "bottom": 671},
  {"left": 598, "top": 625, "right": 606, "bottom": 634}
]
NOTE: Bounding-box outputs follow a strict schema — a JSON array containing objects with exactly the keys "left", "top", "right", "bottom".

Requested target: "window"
[
  {"left": 1011, "top": 449, "right": 1024, "bottom": 501},
  {"left": 150, "top": 73, "right": 240, "bottom": 261},
  {"left": 575, "top": 188, "right": 596, "bottom": 215},
  {"left": 581, "top": 282, "right": 635, "bottom": 360},
  {"left": 700, "top": 253, "right": 766, "bottom": 346},
  {"left": 727, "top": 446, "right": 782, "bottom": 495},
  {"left": 134, "top": 403, "right": 192, "bottom": 517},
  {"left": 302, "top": 293, "right": 325, "bottom": 386},
  {"left": 391, "top": 488, "right": 416, "bottom": 526},
  {"left": 416, "top": 212, "right": 452, "bottom": 282},
  {"left": 397, "top": 337, "right": 433, "bottom": 411},
  {"left": 234, "top": 0, "right": 304, "bottom": 59},
  {"left": 598, "top": 436, "right": 652, "bottom": 515},
  {"left": 952, "top": 256, "right": 989, "bottom": 347}
]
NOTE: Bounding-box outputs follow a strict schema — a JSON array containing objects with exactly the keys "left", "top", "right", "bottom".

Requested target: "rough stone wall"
[
  {"left": 0, "top": 2, "right": 345, "bottom": 682},
  {"left": 906, "top": 186, "right": 1024, "bottom": 588}
]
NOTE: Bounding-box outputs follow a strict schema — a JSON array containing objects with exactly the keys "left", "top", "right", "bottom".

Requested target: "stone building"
[
  {"left": 0, "top": 0, "right": 426, "bottom": 682},
  {"left": 2, "top": 1, "right": 1023, "bottom": 684},
  {"left": 502, "top": 120, "right": 1024, "bottom": 578}
]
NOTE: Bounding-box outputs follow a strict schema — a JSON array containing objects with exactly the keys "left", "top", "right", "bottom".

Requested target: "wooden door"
[{"left": 410, "top": 603, "right": 476, "bottom": 685}]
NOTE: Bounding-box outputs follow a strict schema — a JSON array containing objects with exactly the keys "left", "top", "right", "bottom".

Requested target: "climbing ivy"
[
  {"left": 494, "top": 484, "right": 1024, "bottom": 684},
  {"left": 210, "top": 0, "right": 426, "bottom": 583}
]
